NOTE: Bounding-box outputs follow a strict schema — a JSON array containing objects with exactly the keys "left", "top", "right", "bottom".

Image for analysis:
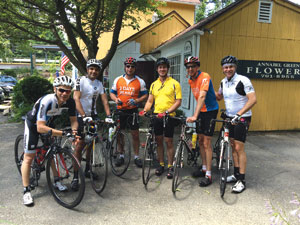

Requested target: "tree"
[
  {"left": 196, "top": 0, "right": 236, "bottom": 22},
  {"left": 0, "top": 0, "right": 161, "bottom": 75}
]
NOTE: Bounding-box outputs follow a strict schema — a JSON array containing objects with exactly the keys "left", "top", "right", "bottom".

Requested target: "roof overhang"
[
  {"left": 163, "top": 0, "right": 200, "bottom": 5},
  {"left": 32, "top": 45, "right": 72, "bottom": 51}
]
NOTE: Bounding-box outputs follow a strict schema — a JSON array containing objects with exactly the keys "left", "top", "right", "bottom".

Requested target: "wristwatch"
[{"left": 165, "top": 110, "right": 169, "bottom": 114}]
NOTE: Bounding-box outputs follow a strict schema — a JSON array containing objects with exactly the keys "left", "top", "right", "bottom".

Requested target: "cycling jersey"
[
  {"left": 188, "top": 71, "right": 219, "bottom": 112},
  {"left": 26, "top": 93, "right": 76, "bottom": 125},
  {"left": 110, "top": 75, "right": 147, "bottom": 110},
  {"left": 149, "top": 76, "right": 182, "bottom": 116},
  {"left": 75, "top": 76, "right": 104, "bottom": 116},
  {"left": 218, "top": 73, "right": 255, "bottom": 117}
]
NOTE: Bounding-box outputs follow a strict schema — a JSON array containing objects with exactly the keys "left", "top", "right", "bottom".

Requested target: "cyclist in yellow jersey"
[{"left": 140, "top": 57, "right": 182, "bottom": 179}]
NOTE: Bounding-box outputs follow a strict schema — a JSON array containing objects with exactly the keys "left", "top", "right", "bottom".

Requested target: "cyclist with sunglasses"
[
  {"left": 140, "top": 57, "right": 182, "bottom": 179},
  {"left": 22, "top": 75, "right": 78, "bottom": 206},
  {"left": 73, "top": 59, "right": 111, "bottom": 189},
  {"left": 185, "top": 56, "right": 219, "bottom": 187},
  {"left": 110, "top": 57, "right": 148, "bottom": 168}
]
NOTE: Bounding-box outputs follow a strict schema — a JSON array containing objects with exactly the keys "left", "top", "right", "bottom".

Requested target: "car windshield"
[{"left": 0, "top": 76, "right": 17, "bottom": 84}]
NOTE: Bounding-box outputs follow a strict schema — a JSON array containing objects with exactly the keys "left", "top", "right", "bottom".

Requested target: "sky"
[{"left": 289, "top": 0, "right": 300, "bottom": 4}]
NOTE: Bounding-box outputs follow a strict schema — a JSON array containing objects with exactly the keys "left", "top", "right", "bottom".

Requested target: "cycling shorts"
[
  {"left": 228, "top": 116, "right": 251, "bottom": 143},
  {"left": 153, "top": 116, "right": 176, "bottom": 138},
  {"left": 24, "top": 119, "right": 39, "bottom": 154},
  {"left": 118, "top": 108, "right": 139, "bottom": 130},
  {"left": 196, "top": 110, "right": 218, "bottom": 136}
]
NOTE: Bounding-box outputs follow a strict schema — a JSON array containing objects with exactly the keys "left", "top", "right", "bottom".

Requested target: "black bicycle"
[
  {"left": 210, "top": 118, "right": 232, "bottom": 198},
  {"left": 14, "top": 130, "right": 85, "bottom": 208},
  {"left": 141, "top": 113, "right": 157, "bottom": 185},
  {"left": 172, "top": 116, "right": 200, "bottom": 193}
]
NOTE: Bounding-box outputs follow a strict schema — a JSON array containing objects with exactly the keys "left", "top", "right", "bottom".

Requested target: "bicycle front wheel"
[
  {"left": 90, "top": 138, "right": 108, "bottom": 194},
  {"left": 110, "top": 131, "right": 131, "bottom": 176},
  {"left": 172, "top": 142, "right": 184, "bottom": 193},
  {"left": 142, "top": 136, "right": 154, "bottom": 185},
  {"left": 219, "top": 142, "right": 229, "bottom": 198},
  {"left": 46, "top": 147, "right": 85, "bottom": 209},
  {"left": 15, "top": 134, "right": 24, "bottom": 175}
]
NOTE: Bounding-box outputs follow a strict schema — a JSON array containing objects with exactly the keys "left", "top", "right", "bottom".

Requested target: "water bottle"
[
  {"left": 192, "top": 132, "right": 197, "bottom": 151},
  {"left": 109, "top": 126, "right": 115, "bottom": 142}
]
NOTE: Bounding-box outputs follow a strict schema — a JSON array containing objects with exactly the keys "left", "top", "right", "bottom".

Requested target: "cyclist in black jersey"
[
  {"left": 215, "top": 56, "right": 257, "bottom": 193},
  {"left": 22, "top": 76, "right": 78, "bottom": 206}
]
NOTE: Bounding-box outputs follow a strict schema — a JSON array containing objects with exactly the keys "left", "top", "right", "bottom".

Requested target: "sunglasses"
[
  {"left": 186, "top": 65, "right": 197, "bottom": 69},
  {"left": 58, "top": 88, "right": 72, "bottom": 94},
  {"left": 126, "top": 65, "right": 136, "bottom": 68}
]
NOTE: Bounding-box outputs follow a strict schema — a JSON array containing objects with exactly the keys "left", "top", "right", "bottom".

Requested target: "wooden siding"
[{"left": 199, "top": 0, "right": 300, "bottom": 131}]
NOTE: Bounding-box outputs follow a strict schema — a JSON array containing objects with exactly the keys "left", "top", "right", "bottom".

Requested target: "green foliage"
[
  {"left": 12, "top": 75, "right": 52, "bottom": 121},
  {"left": 195, "top": 0, "right": 236, "bottom": 22},
  {"left": 1, "top": 69, "right": 17, "bottom": 77}
]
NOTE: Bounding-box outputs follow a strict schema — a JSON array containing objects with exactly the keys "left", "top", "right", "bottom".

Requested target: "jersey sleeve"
[
  {"left": 243, "top": 77, "right": 255, "bottom": 95},
  {"left": 36, "top": 97, "right": 51, "bottom": 121},
  {"left": 75, "top": 77, "right": 82, "bottom": 91},
  {"left": 218, "top": 81, "right": 223, "bottom": 95},
  {"left": 110, "top": 77, "right": 118, "bottom": 95},
  {"left": 138, "top": 77, "right": 148, "bottom": 96},
  {"left": 149, "top": 82, "right": 154, "bottom": 95},
  {"left": 98, "top": 81, "right": 104, "bottom": 95},
  {"left": 174, "top": 81, "right": 182, "bottom": 100},
  {"left": 199, "top": 73, "right": 211, "bottom": 92}
]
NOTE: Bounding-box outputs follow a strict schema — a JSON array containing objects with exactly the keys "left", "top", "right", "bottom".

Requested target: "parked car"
[{"left": 0, "top": 75, "right": 17, "bottom": 86}]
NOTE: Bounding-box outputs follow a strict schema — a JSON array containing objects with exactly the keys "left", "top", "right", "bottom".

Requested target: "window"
[
  {"left": 258, "top": 0, "right": 273, "bottom": 23},
  {"left": 168, "top": 55, "right": 181, "bottom": 82}
]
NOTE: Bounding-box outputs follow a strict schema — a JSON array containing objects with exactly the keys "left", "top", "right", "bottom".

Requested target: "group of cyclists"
[{"left": 20, "top": 54, "right": 256, "bottom": 206}]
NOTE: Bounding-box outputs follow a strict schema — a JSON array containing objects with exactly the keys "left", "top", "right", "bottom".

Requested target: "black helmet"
[
  {"left": 156, "top": 57, "right": 170, "bottom": 68},
  {"left": 221, "top": 55, "right": 238, "bottom": 66}
]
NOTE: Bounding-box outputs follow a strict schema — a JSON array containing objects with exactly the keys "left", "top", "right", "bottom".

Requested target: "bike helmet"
[
  {"left": 53, "top": 75, "right": 74, "bottom": 88},
  {"left": 184, "top": 56, "right": 200, "bottom": 67},
  {"left": 156, "top": 57, "right": 170, "bottom": 68},
  {"left": 124, "top": 57, "right": 137, "bottom": 66},
  {"left": 221, "top": 55, "right": 238, "bottom": 66},
  {"left": 86, "top": 59, "right": 102, "bottom": 69}
]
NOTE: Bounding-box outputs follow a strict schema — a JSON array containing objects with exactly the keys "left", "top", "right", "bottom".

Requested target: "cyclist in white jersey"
[
  {"left": 72, "top": 59, "right": 111, "bottom": 189},
  {"left": 216, "top": 55, "right": 257, "bottom": 193},
  {"left": 22, "top": 76, "right": 78, "bottom": 206}
]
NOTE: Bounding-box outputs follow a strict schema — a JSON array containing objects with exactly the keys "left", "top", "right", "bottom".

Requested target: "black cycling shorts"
[
  {"left": 153, "top": 116, "right": 175, "bottom": 138},
  {"left": 228, "top": 116, "right": 251, "bottom": 143},
  {"left": 118, "top": 108, "right": 139, "bottom": 130},
  {"left": 24, "top": 119, "right": 39, "bottom": 154},
  {"left": 196, "top": 110, "right": 218, "bottom": 137}
]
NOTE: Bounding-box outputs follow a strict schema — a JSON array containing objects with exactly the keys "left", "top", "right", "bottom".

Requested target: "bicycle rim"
[
  {"left": 46, "top": 148, "right": 85, "bottom": 209},
  {"left": 110, "top": 131, "right": 131, "bottom": 176},
  {"left": 142, "top": 136, "right": 153, "bottom": 185},
  {"left": 172, "top": 142, "right": 183, "bottom": 193},
  {"left": 219, "top": 142, "right": 228, "bottom": 198},
  {"left": 15, "top": 135, "right": 24, "bottom": 175},
  {"left": 90, "top": 139, "right": 108, "bottom": 194}
]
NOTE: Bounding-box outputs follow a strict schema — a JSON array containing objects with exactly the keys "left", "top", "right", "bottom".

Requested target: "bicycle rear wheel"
[
  {"left": 172, "top": 142, "right": 184, "bottom": 193},
  {"left": 46, "top": 147, "right": 85, "bottom": 209},
  {"left": 142, "top": 136, "right": 154, "bottom": 185},
  {"left": 110, "top": 131, "right": 131, "bottom": 176},
  {"left": 90, "top": 138, "right": 108, "bottom": 194},
  {"left": 15, "top": 134, "right": 25, "bottom": 175},
  {"left": 219, "top": 142, "right": 228, "bottom": 198}
]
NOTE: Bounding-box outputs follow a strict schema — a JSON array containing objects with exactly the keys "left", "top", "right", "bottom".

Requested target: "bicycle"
[
  {"left": 61, "top": 119, "right": 108, "bottom": 194},
  {"left": 172, "top": 116, "right": 200, "bottom": 193},
  {"left": 14, "top": 130, "right": 85, "bottom": 208},
  {"left": 141, "top": 113, "right": 158, "bottom": 185},
  {"left": 210, "top": 118, "right": 233, "bottom": 198},
  {"left": 107, "top": 110, "right": 134, "bottom": 176}
]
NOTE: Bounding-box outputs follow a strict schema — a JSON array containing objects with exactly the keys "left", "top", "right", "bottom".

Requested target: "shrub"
[{"left": 12, "top": 75, "right": 52, "bottom": 121}]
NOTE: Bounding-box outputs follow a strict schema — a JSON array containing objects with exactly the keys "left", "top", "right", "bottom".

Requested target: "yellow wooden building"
[
  {"left": 143, "top": 0, "right": 300, "bottom": 131},
  {"left": 78, "top": 0, "right": 199, "bottom": 59}
]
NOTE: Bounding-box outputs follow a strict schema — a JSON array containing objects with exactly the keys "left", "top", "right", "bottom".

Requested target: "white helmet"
[
  {"left": 86, "top": 59, "right": 102, "bottom": 69},
  {"left": 53, "top": 75, "right": 74, "bottom": 88}
]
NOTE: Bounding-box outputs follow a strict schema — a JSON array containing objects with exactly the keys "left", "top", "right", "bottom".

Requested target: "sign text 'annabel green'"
[{"left": 237, "top": 60, "right": 300, "bottom": 79}]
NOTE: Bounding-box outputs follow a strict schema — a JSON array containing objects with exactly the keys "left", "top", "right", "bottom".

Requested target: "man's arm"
[
  {"left": 135, "top": 93, "right": 148, "bottom": 104},
  {"left": 37, "top": 121, "right": 64, "bottom": 136},
  {"left": 167, "top": 99, "right": 181, "bottom": 113},
  {"left": 100, "top": 93, "right": 111, "bottom": 116},
  {"left": 73, "top": 90, "right": 85, "bottom": 117},
  {"left": 187, "top": 90, "right": 207, "bottom": 122},
  {"left": 215, "top": 91, "right": 223, "bottom": 101},
  {"left": 69, "top": 116, "right": 79, "bottom": 131},
  {"left": 237, "top": 92, "right": 257, "bottom": 116},
  {"left": 143, "top": 94, "right": 154, "bottom": 112}
]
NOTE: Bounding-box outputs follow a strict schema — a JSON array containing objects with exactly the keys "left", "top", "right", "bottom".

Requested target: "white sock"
[
  {"left": 120, "top": 154, "right": 124, "bottom": 158},
  {"left": 206, "top": 171, "right": 211, "bottom": 177},
  {"left": 134, "top": 155, "right": 139, "bottom": 159},
  {"left": 202, "top": 165, "right": 207, "bottom": 171}
]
